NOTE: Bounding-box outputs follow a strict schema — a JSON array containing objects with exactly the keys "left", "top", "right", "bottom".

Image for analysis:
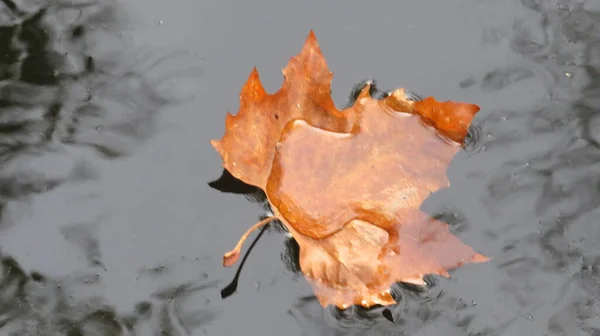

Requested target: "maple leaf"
[{"left": 211, "top": 30, "right": 490, "bottom": 309}]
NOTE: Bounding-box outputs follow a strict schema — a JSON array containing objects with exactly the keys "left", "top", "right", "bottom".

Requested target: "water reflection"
[
  {"left": 0, "top": 0, "right": 184, "bottom": 209},
  {"left": 0, "top": 0, "right": 209, "bottom": 335},
  {"left": 475, "top": 2, "right": 600, "bottom": 334},
  {"left": 0, "top": 250, "right": 219, "bottom": 335},
  {"left": 480, "top": 0, "right": 600, "bottom": 264}
]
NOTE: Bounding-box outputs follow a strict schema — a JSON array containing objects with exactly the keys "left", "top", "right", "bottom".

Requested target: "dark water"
[{"left": 0, "top": 0, "right": 599, "bottom": 335}]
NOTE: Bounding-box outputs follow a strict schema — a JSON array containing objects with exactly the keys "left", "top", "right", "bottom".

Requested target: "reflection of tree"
[
  {"left": 0, "top": 250, "right": 219, "bottom": 335},
  {"left": 480, "top": 1, "right": 600, "bottom": 267},
  {"left": 461, "top": 1, "right": 600, "bottom": 335},
  {"left": 0, "top": 0, "right": 197, "bottom": 210},
  {"left": 0, "top": 1, "right": 211, "bottom": 335}
]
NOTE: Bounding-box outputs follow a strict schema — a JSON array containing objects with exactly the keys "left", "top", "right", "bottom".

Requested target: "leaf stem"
[
  {"left": 223, "top": 216, "right": 275, "bottom": 267},
  {"left": 221, "top": 222, "right": 269, "bottom": 299}
]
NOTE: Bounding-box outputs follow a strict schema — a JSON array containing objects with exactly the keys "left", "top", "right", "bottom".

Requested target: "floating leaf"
[{"left": 211, "top": 30, "right": 489, "bottom": 309}]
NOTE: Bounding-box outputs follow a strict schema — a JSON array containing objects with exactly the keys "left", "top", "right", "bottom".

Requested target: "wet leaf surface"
[{"left": 212, "top": 32, "right": 488, "bottom": 309}]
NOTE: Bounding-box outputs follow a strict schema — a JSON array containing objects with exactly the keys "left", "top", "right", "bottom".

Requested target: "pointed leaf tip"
[
  {"left": 472, "top": 253, "right": 491, "bottom": 263},
  {"left": 210, "top": 139, "right": 222, "bottom": 153},
  {"left": 225, "top": 112, "right": 234, "bottom": 128},
  {"left": 299, "top": 29, "right": 322, "bottom": 57},
  {"left": 240, "top": 67, "right": 267, "bottom": 102},
  {"left": 249, "top": 66, "right": 260, "bottom": 78},
  {"left": 307, "top": 30, "right": 317, "bottom": 43}
]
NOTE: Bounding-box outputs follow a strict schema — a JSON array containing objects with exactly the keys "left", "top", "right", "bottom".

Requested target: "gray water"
[{"left": 0, "top": 0, "right": 599, "bottom": 335}]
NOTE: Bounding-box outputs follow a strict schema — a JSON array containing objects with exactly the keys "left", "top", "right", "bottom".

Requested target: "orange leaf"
[
  {"left": 211, "top": 30, "right": 490, "bottom": 309},
  {"left": 210, "top": 31, "right": 357, "bottom": 190}
]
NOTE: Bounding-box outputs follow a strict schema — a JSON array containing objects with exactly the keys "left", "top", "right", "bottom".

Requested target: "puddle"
[{"left": 0, "top": 0, "right": 599, "bottom": 335}]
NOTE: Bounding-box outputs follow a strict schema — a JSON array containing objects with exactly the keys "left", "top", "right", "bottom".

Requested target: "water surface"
[{"left": 0, "top": 0, "right": 599, "bottom": 335}]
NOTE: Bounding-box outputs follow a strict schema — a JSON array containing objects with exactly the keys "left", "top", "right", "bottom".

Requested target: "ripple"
[
  {"left": 0, "top": 0, "right": 199, "bottom": 205},
  {"left": 464, "top": 120, "right": 486, "bottom": 154},
  {"left": 0, "top": 250, "right": 219, "bottom": 335},
  {"left": 0, "top": 0, "right": 208, "bottom": 335}
]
